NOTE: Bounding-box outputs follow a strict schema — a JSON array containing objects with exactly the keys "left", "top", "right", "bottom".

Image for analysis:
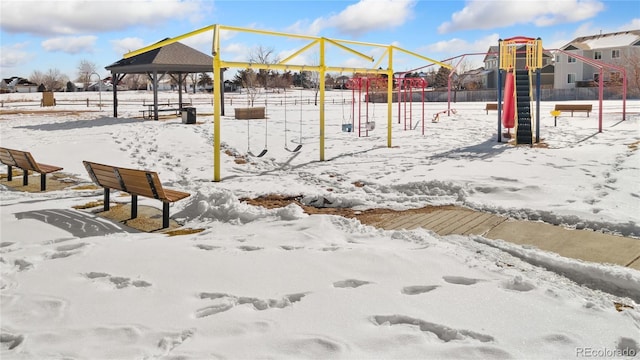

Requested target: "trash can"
[{"left": 181, "top": 107, "right": 196, "bottom": 124}]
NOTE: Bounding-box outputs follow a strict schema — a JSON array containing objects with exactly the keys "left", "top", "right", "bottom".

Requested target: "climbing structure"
[{"left": 498, "top": 37, "right": 543, "bottom": 145}]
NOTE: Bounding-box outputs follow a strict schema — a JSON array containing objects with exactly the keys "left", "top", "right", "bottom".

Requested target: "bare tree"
[
  {"left": 248, "top": 45, "right": 278, "bottom": 89},
  {"left": 42, "top": 68, "right": 67, "bottom": 91},
  {"left": 235, "top": 68, "right": 260, "bottom": 106},
  {"left": 124, "top": 74, "right": 145, "bottom": 90},
  {"left": 621, "top": 48, "right": 640, "bottom": 97},
  {"left": 77, "top": 60, "right": 97, "bottom": 91},
  {"left": 29, "top": 70, "right": 45, "bottom": 88}
]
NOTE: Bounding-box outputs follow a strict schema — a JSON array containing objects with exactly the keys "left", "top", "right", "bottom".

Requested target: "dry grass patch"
[
  {"left": 0, "top": 172, "right": 83, "bottom": 192},
  {"left": 164, "top": 228, "right": 206, "bottom": 236},
  {"left": 72, "top": 201, "right": 104, "bottom": 210},
  {"left": 240, "top": 193, "right": 459, "bottom": 225}
]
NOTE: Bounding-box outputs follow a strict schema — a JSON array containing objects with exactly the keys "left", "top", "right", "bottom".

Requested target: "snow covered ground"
[{"left": 1, "top": 89, "right": 639, "bottom": 359}]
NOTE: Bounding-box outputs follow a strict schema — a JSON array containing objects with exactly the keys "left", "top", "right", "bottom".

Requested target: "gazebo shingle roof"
[{"left": 105, "top": 40, "right": 213, "bottom": 74}]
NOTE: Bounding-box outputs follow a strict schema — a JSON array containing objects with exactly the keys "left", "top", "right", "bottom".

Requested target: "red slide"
[{"left": 502, "top": 72, "right": 515, "bottom": 129}]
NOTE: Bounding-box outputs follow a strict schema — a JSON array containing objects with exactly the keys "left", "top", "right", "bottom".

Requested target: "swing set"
[
  {"left": 343, "top": 76, "right": 385, "bottom": 137},
  {"left": 124, "top": 24, "right": 451, "bottom": 181}
]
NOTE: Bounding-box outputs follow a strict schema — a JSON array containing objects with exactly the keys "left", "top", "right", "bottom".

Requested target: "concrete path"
[{"left": 365, "top": 206, "right": 640, "bottom": 270}]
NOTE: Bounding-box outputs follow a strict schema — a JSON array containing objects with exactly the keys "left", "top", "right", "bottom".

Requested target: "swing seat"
[
  {"left": 286, "top": 144, "right": 302, "bottom": 153},
  {"left": 366, "top": 122, "right": 375, "bottom": 131},
  {"left": 342, "top": 124, "right": 353, "bottom": 132},
  {"left": 248, "top": 149, "right": 268, "bottom": 158}
]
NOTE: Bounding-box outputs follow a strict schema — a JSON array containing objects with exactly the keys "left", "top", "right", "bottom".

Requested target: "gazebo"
[{"left": 105, "top": 40, "right": 214, "bottom": 120}]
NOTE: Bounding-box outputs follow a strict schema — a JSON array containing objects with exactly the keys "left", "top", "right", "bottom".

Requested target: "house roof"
[
  {"left": 562, "top": 29, "right": 640, "bottom": 50},
  {"left": 105, "top": 40, "right": 213, "bottom": 74}
]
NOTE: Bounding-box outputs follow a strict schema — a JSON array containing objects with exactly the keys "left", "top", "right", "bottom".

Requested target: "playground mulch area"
[{"left": 0, "top": 171, "right": 87, "bottom": 192}]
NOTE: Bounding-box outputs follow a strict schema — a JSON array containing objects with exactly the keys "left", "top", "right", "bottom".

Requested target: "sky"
[{"left": 1, "top": 0, "right": 639, "bottom": 81}]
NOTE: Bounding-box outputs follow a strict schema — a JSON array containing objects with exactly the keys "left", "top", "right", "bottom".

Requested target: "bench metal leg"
[
  {"left": 162, "top": 202, "right": 169, "bottom": 229},
  {"left": 104, "top": 188, "right": 110, "bottom": 211},
  {"left": 23, "top": 169, "right": 28, "bottom": 186},
  {"left": 40, "top": 173, "right": 46, "bottom": 191},
  {"left": 6, "top": 165, "right": 12, "bottom": 181},
  {"left": 131, "top": 195, "right": 138, "bottom": 219}
]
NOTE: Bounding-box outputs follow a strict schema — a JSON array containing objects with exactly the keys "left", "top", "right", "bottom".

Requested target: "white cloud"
[
  {"left": 438, "top": 0, "right": 604, "bottom": 33},
  {"left": 0, "top": 42, "right": 32, "bottom": 68},
  {"left": 425, "top": 34, "right": 500, "bottom": 56},
  {"left": 110, "top": 37, "right": 146, "bottom": 56},
  {"left": 619, "top": 18, "right": 640, "bottom": 30},
  {"left": 287, "top": 0, "right": 417, "bottom": 37},
  {"left": 42, "top": 36, "right": 97, "bottom": 54},
  {"left": 0, "top": 0, "right": 205, "bottom": 35}
]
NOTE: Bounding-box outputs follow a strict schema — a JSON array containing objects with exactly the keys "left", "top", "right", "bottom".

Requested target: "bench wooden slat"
[
  {"left": 35, "top": 163, "right": 63, "bottom": 174},
  {"left": 0, "top": 148, "right": 17, "bottom": 166},
  {"left": 553, "top": 104, "right": 592, "bottom": 117},
  {"left": 9, "top": 150, "right": 39, "bottom": 172},
  {"left": 117, "top": 169, "right": 165, "bottom": 200},
  {"left": 164, "top": 188, "right": 191, "bottom": 202}
]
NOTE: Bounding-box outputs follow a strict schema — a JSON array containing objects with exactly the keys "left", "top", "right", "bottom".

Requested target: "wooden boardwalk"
[{"left": 359, "top": 206, "right": 640, "bottom": 270}]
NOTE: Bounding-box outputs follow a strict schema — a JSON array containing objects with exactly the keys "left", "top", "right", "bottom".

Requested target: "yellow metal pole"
[
  {"left": 124, "top": 24, "right": 215, "bottom": 58},
  {"left": 213, "top": 25, "right": 221, "bottom": 182},
  {"left": 393, "top": 46, "right": 453, "bottom": 69},
  {"left": 319, "top": 38, "right": 326, "bottom": 161},
  {"left": 279, "top": 40, "right": 319, "bottom": 65},
  {"left": 373, "top": 48, "right": 389, "bottom": 69},
  {"left": 324, "top": 38, "right": 374, "bottom": 62},
  {"left": 387, "top": 45, "right": 393, "bottom": 148},
  {"left": 220, "top": 25, "right": 317, "bottom": 41}
]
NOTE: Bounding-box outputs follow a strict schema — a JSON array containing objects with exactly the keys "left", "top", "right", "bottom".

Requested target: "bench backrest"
[
  {"left": 83, "top": 161, "right": 168, "bottom": 201},
  {"left": 485, "top": 103, "right": 498, "bottom": 110},
  {"left": 0, "top": 147, "right": 41, "bottom": 172},
  {"left": 0, "top": 147, "right": 17, "bottom": 167},
  {"left": 554, "top": 104, "right": 592, "bottom": 111}
]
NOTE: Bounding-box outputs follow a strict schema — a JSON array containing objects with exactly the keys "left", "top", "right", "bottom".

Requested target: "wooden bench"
[
  {"left": 83, "top": 161, "right": 191, "bottom": 229},
  {"left": 0, "top": 147, "right": 63, "bottom": 191},
  {"left": 553, "top": 104, "right": 592, "bottom": 117},
  {"left": 141, "top": 102, "right": 192, "bottom": 119},
  {"left": 485, "top": 103, "right": 499, "bottom": 114}
]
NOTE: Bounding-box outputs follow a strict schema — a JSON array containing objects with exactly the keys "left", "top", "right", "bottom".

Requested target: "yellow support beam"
[
  {"left": 219, "top": 24, "right": 317, "bottom": 41},
  {"left": 279, "top": 40, "right": 319, "bottom": 65},
  {"left": 392, "top": 46, "right": 453, "bottom": 69},
  {"left": 124, "top": 24, "right": 215, "bottom": 58},
  {"left": 324, "top": 38, "right": 374, "bottom": 62}
]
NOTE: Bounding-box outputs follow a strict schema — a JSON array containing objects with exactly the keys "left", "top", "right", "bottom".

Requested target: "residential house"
[
  {"left": 1, "top": 77, "right": 38, "bottom": 93},
  {"left": 553, "top": 30, "right": 640, "bottom": 89}
]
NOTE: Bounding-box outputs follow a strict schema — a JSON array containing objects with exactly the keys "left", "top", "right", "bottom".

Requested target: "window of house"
[
  {"left": 568, "top": 56, "right": 576, "bottom": 63},
  {"left": 594, "top": 51, "right": 602, "bottom": 60},
  {"left": 612, "top": 49, "right": 620, "bottom": 58},
  {"left": 567, "top": 73, "right": 576, "bottom": 84},
  {"left": 555, "top": 54, "right": 561, "bottom": 63}
]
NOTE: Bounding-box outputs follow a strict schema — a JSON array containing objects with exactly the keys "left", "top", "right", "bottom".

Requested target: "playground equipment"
[
  {"left": 124, "top": 24, "right": 451, "bottom": 181},
  {"left": 246, "top": 89, "right": 268, "bottom": 157},
  {"left": 283, "top": 88, "right": 303, "bottom": 152},
  {"left": 497, "top": 36, "right": 543, "bottom": 145},
  {"left": 344, "top": 76, "right": 384, "bottom": 137},
  {"left": 431, "top": 109, "right": 457, "bottom": 123},
  {"left": 551, "top": 110, "right": 561, "bottom": 127},
  {"left": 396, "top": 77, "right": 428, "bottom": 134}
]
